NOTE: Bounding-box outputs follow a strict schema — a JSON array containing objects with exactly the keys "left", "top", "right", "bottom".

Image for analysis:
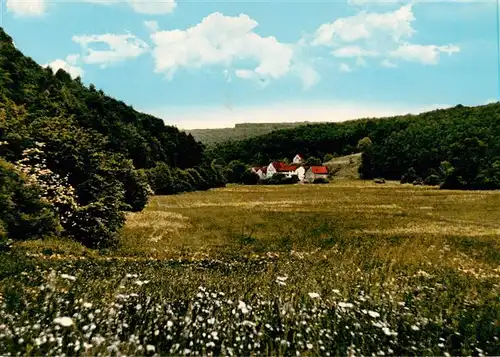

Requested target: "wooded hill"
[
  {"left": 0, "top": 27, "right": 224, "bottom": 248},
  {"left": 210, "top": 102, "right": 500, "bottom": 189},
  {"left": 186, "top": 122, "right": 316, "bottom": 146}
]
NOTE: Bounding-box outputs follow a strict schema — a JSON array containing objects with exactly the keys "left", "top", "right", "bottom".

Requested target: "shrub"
[
  {"left": 0, "top": 158, "right": 60, "bottom": 241},
  {"left": 424, "top": 174, "right": 442, "bottom": 186},
  {"left": 147, "top": 162, "right": 175, "bottom": 195},
  {"left": 413, "top": 177, "right": 424, "bottom": 185},
  {"left": 241, "top": 170, "right": 260, "bottom": 185},
  {"left": 67, "top": 173, "right": 126, "bottom": 248},
  {"left": 401, "top": 167, "right": 418, "bottom": 184},
  {"left": 122, "top": 169, "right": 152, "bottom": 212}
]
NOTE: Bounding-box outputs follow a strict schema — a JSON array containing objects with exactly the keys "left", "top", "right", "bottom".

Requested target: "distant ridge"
[{"left": 186, "top": 122, "right": 325, "bottom": 146}]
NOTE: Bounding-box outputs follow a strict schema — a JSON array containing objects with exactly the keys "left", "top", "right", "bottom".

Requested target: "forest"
[
  {"left": 0, "top": 28, "right": 226, "bottom": 249},
  {"left": 210, "top": 102, "right": 500, "bottom": 190}
]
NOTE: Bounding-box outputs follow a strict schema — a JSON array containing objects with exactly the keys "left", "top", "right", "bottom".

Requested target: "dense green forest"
[
  {"left": 210, "top": 103, "right": 500, "bottom": 189},
  {"left": 186, "top": 122, "right": 316, "bottom": 146},
  {"left": 0, "top": 28, "right": 225, "bottom": 248}
]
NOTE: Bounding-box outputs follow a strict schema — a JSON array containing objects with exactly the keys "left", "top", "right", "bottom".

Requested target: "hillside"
[
  {"left": 186, "top": 122, "right": 318, "bottom": 146},
  {"left": 0, "top": 27, "right": 203, "bottom": 170},
  {"left": 325, "top": 153, "right": 362, "bottom": 180},
  {"left": 0, "top": 27, "right": 224, "bottom": 248},
  {"left": 210, "top": 103, "right": 500, "bottom": 189}
]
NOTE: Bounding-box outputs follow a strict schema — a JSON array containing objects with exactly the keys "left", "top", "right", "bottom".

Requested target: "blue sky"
[{"left": 1, "top": 0, "right": 498, "bottom": 129}]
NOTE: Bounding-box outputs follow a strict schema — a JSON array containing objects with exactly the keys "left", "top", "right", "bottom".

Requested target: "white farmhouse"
[
  {"left": 295, "top": 166, "right": 306, "bottom": 182},
  {"left": 292, "top": 154, "right": 304, "bottom": 164},
  {"left": 304, "top": 166, "right": 329, "bottom": 182},
  {"left": 267, "top": 162, "right": 299, "bottom": 178}
]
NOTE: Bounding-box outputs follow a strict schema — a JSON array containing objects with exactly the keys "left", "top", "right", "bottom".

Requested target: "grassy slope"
[
  {"left": 185, "top": 122, "right": 315, "bottom": 146},
  {"left": 324, "top": 153, "right": 362, "bottom": 180},
  {"left": 2, "top": 182, "right": 499, "bottom": 355}
]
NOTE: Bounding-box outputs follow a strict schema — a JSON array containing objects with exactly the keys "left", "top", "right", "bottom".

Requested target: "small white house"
[
  {"left": 267, "top": 162, "right": 299, "bottom": 178},
  {"left": 295, "top": 166, "right": 306, "bottom": 181},
  {"left": 251, "top": 167, "right": 267, "bottom": 180},
  {"left": 292, "top": 154, "right": 304, "bottom": 164},
  {"left": 304, "top": 166, "right": 329, "bottom": 182}
]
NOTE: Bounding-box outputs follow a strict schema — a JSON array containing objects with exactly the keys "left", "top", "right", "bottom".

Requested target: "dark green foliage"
[
  {"left": 306, "top": 156, "right": 322, "bottom": 165},
  {"left": 147, "top": 162, "right": 175, "bottom": 195},
  {"left": 401, "top": 168, "right": 418, "bottom": 184},
  {"left": 241, "top": 170, "right": 260, "bottom": 185},
  {"left": 0, "top": 158, "right": 60, "bottom": 241},
  {"left": 424, "top": 174, "right": 442, "bottom": 186},
  {"left": 313, "top": 177, "right": 330, "bottom": 184},
  {"left": 224, "top": 160, "right": 248, "bottom": 184},
  {"left": 0, "top": 27, "right": 222, "bottom": 247},
  {"left": 123, "top": 169, "right": 151, "bottom": 212}
]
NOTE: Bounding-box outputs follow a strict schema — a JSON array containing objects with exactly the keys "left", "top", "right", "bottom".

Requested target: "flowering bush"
[
  {"left": 0, "top": 156, "right": 60, "bottom": 241},
  {"left": 3, "top": 141, "right": 130, "bottom": 247}
]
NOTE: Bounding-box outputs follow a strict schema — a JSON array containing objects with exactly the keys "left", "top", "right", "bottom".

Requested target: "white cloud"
[
  {"left": 339, "top": 63, "right": 352, "bottom": 72},
  {"left": 144, "top": 20, "right": 160, "bottom": 32},
  {"left": 332, "top": 45, "right": 379, "bottom": 58},
  {"left": 73, "top": 33, "right": 149, "bottom": 67},
  {"left": 390, "top": 43, "right": 460, "bottom": 64},
  {"left": 311, "top": 4, "right": 459, "bottom": 68},
  {"left": 356, "top": 57, "right": 367, "bottom": 67},
  {"left": 150, "top": 12, "right": 315, "bottom": 88},
  {"left": 143, "top": 101, "right": 451, "bottom": 129},
  {"left": 292, "top": 63, "right": 320, "bottom": 90},
  {"left": 43, "top": 55, "right": 84, "bottom": 79},
  {"left": 312, "top": 4, "right": 415, "bottom": 46},
  {"left": 6, "top": 0, "right": 46, "bottom": 16},
  {"left": 83, "top": 0, "right": 176, "bottom": 14},
  {"left": 128, "top": 0, "right": 176, "bottom": 14},
  {"left": 381, "top": 59, "right": 397, "bottom": 68}
]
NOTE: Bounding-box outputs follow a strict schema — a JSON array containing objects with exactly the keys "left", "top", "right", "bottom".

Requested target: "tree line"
[{"left": 210, "top": 103, "right": 500, "bottom": 190}]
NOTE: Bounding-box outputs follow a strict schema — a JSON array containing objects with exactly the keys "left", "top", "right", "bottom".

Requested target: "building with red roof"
[{"left": 304, "top": 165, "right": 329, "bottom": 182}]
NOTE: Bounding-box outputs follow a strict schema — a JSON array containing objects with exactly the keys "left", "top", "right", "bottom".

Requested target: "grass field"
[{"left": 1, "top": 181, "right": 499, "bottom": 356}]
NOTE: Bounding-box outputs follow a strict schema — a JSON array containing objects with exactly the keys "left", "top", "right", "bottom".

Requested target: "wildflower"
[
  {"left": 53, "top": 316, "right": 73, "bottom": 327},
  {"left": 368, "top": 310, "right": 380, "bottom": 318},
  {"left": 83, "top": 302, "right": 92, "bottom": 308},
  {"left": 308, "top": 292, "right": 320, "bottom": 299},
  {"left": 332, "top": 289, "right": 341, "bottom": 295},
  {"left": 306, "top": 343, "right": 313, "bottom": 349},
  {"left": 60, "top": 274, "right": 76, "bottom": 281},
  {"left": 338, "top": 302, "right": 354, "bottom": 309},
  {"left": 238, "top": 300, "right": 249, "bottom": 314},
  {"left": 411, "top": 325, "right": 420, "bottom": 331},
  {"left": 167, "top": 320, "right": 174, "bottom": 328},
  {"left": 276, "top": 276, "right": 288, "bottom": 286},
  {"left": 146, "top": 345, "right": 156, "bottom": 352},
  {"left": 183, "top": 348, "right": 192, "bottom": 355}
]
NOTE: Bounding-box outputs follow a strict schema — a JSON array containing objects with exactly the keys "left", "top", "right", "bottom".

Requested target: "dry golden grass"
[{"left": 119, "top": 181, "right": 500, "bottom": 273}]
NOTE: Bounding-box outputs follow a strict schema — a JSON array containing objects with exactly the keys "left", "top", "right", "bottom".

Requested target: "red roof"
[
  {"left": 295, "top": 154, "right": 304, "bottom": 159},
  {"left": 261, "top": 167, "right": 267, "bottom": 174},
  {"left": 271, "top": 162, "right": 298, "bottom": 172},
  {"left": 310, "top": 166, "right": 329, "bottom": 174}
]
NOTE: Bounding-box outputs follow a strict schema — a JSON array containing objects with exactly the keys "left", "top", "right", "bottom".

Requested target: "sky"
[{"left": 1, "top": 0, "right": 498, "bottom": 129}]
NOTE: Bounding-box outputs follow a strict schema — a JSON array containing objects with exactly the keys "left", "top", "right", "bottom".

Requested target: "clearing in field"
[{"left": 1, "top": 181, "right": 499, "bottom": 356}]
